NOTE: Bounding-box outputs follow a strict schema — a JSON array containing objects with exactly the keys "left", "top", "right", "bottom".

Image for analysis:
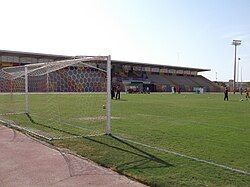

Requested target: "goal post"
[
  {"left": 25, "top": 65, "right": 29, "bottom": 114},
  {"left": 105, "top": 55, "right": 111, "bottom": 135},
  {"left": 0, "top": 56, "right": 112, "bottom": 138}
]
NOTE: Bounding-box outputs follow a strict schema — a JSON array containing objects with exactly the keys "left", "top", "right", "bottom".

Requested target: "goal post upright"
[
  {"left": 46, "top": 62, "right": 49, "bottom": 92},
  {"left": 1, "top": 56, "right": 112, "bottom": 136},
  {"left": 24, "top": 65, "right": 29, "bottom": 114},
  {"left": 105, "top": 55, "right": 111, "bottom": 135}
]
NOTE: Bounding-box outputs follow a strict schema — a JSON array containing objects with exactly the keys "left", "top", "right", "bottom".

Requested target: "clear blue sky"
[{"left": 1, "top": 0, "right": 250, "bottom": 81}]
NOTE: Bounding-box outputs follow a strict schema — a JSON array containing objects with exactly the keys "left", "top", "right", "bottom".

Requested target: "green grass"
[{"left": 0, "top": 92, "right": 250, "bottom": 186}]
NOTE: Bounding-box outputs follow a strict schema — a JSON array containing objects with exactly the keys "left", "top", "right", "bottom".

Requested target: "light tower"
[
  {"left": 232, "top": 40, "right": 241, "bottom": 93},
  {"left": 237, "top": 57, "right": 240, "bottom": 90}
]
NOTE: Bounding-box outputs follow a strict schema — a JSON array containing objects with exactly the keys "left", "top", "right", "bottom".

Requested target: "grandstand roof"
[
  {"left": 0, "top": 49, "right": 70, "bottom": 60},
  {"left": 112, "top": 60, "right": 210, "bottom": 72},
  {"left": 0, "top": 49, "right": 210, "bottom": 72}
]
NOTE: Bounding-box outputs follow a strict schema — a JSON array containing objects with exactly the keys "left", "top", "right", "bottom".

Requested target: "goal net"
[{"left": 0, "top": 56, "right": 111, "bottom": 139}]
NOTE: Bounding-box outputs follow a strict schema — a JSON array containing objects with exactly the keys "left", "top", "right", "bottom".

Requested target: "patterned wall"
[{"left": 27, "top": 66, "right": 107, "bottom": 93}]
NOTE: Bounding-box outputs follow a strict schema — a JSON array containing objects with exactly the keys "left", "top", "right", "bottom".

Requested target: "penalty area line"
[{"left": 112, "top": 135, "right": 250, "bottom": 176}]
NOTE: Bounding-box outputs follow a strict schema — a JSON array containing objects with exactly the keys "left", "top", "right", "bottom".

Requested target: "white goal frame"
[{"left": 1, "top": 55, "right": 112, "bottom": 135}]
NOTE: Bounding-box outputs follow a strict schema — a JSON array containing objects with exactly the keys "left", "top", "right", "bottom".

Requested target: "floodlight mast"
[
  {"left": 237, "top": 57, "right": 240, "bottom": 90},
  {"left": 232, "top": 40, "right": 241, "bottom": 93}
]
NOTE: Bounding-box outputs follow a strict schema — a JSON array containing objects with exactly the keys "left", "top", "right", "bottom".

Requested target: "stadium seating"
[
  {"left": 147, "top": 74, "right": 172, "bottom": 85},
  {"left": 111, "top": 71, "right": 222, "bottom": 92}
]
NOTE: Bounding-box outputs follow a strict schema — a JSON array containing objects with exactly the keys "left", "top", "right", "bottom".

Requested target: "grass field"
[{"left": 0, "top": 92, "right": 250, "bottom": 186}]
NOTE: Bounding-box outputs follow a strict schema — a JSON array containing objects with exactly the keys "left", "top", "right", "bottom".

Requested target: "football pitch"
[{"left": 0, "top": 93, "right": 249, "bottom": 186}]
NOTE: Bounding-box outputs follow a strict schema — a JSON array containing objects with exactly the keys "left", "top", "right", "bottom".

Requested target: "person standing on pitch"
[
  {"left": 245, "top": 89, "right": 249, "bottom": 100},
  {"left": 240, "top": 87, "right": 243, "bottom": 95},
  {"left": 111, "top": 86, "right": 115, "bottom": 99},
  {"left": 224, "top": 87, "right": 229, "bottom": 101},
  {"left": 116, "top": 85, "right": 121, "bottom": 100}
]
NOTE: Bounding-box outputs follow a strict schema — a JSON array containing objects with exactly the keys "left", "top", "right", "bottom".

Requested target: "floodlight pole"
[
  {"left": 240, "top": 60, "right": 244, "bottom": 88},
  {"left": 237, "top": 57, "right": 240, "bottom": 90},
  {"left": 105, "top": 55, "right": 111, "bottom": 135},
  {"left": 232, "top": 40, "right": 241, "bottom": 94},
  {"left": 241, "top": 65, "right": 243, "bottom": 85}
]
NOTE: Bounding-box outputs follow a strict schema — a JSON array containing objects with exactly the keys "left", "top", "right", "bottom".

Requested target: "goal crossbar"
[
  {"left": 1, "top": 56, "right": 108, "bottom": 79},
  {"left": 0, "top": 55, "right": 112, "bottom": 135}
]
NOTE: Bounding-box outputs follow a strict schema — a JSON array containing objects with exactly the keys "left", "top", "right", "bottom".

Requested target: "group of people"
[
  {"left": 224, "top": 87, "right": 249, "bottom": 101},
  {"left": 111, "top": 85, "right": 121, "bottom": 100},
  {"left": 172, "top": 86, "right": 181, "bottom": 94}
]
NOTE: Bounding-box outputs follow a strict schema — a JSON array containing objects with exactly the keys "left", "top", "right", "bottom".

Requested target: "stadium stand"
[{"left": 0, "top": 50, "right": 223, "bottom": 93}]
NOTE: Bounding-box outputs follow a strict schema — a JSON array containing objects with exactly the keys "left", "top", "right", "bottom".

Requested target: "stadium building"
[{"left": 0, "top": 50, "right": 222, "bottom": 92}]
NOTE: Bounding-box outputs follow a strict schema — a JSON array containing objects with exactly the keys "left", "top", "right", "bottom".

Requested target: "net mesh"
[{"left": 0, "top": 57, "right": 109, "bottom": 139}]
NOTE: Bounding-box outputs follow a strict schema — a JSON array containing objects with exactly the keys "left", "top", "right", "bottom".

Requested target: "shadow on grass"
[
  {"left": 116, "top": 158, "right": 169, "bottom": 171},
  {"left": 83, "top": 134, "right": 172, "bottom": 170},
  {"left": 25, "top": 113, "right": 78, "bottom": 137},
  {"left": 26, "top": 113, "right": 172, "bottom": 170}
]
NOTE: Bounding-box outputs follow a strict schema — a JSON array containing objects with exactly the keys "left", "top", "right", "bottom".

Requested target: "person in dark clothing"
[
  {"left": 111, "top": 86, "right": 115, "bottom": 99},
  {"left": 240, "top": 87, "right": 243, "bottom": 95},
  {"left": 178, "top": 87, "right": 181, "bottom": 94},
  {"left": 224, "top": 87, "right": 229, "bottom": 101},
  {"left": 116, "top": 85, "right": 121, "bottom": 100},
  {"left": 245, "top": 89, "right": 249, "bottom": 100}
]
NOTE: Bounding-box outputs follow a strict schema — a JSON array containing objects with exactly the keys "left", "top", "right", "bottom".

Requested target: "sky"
[{"left": 0, "top": 0, "right": 250, "bottom": 81}]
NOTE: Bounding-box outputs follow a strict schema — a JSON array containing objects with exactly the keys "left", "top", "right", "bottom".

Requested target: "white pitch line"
[
  {"left": 137, "top": 113, "right": 164, "bottom": 118},
  {"left": 0, "top": 112, "right": 25, "bottom": 116},
  {"left": 113, "top": 135, "right": 250, "bottom": 176}
]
